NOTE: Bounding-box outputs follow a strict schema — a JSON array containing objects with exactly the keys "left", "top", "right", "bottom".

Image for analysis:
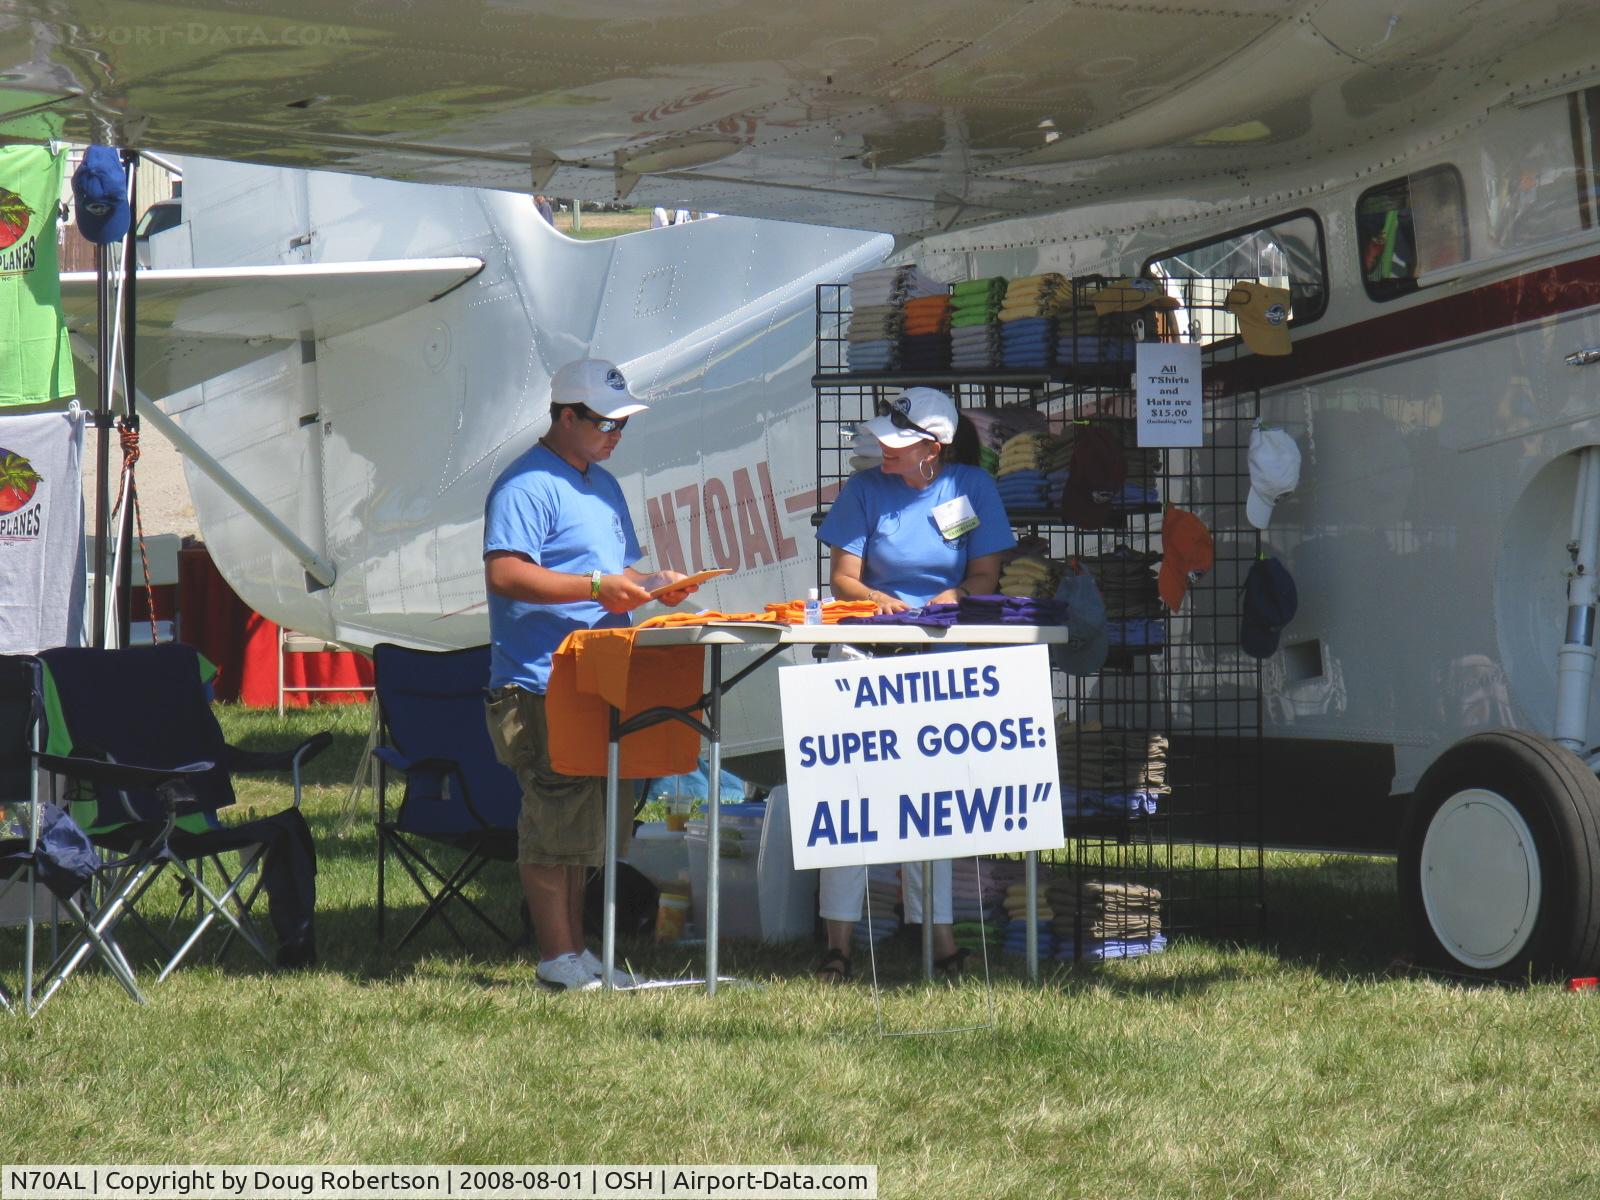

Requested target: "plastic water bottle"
[{"left": 804, "top": 587, "right": 823, "bottom": 626}]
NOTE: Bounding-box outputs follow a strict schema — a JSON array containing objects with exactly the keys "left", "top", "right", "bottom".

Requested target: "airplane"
[{"left": 5, "top": 0, "right": 1600, "bottom": 981}]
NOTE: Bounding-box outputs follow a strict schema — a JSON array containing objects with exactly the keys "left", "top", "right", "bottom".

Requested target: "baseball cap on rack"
[
  {"left": 72, "top": 145, "right": 130, "bottom": 245},
  {"left": 860, "top": 387, "right": 957, "bottom": 448},
  {"left": 1092, "top": 277, "right": 1180, "bottom": 316},
  {"left": 550, "top": 358, "right": 649, "bottom": 419},
  {"left": 1224, "top": 282, "right": 1293, "bottom": 356},
  {"left": 1246, "top": 425, "right": 1301, "bottom": 529},
  {"left": 1060, "top": 426, "right": 1126, "bottom": 528},
  {"left": 1157, "top": 507, "right": 1214, "bottom": 611},
  {"left": 1240, "top": 557, "right": 1298, "bottom": 658}
]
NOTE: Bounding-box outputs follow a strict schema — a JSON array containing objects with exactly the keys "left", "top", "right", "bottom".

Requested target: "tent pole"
[
  {"left": 91, "top": 241, "right": 110, "bottom": 648},
  {"left": 116, "top": 150, "right": 139, "bottom": 650}
]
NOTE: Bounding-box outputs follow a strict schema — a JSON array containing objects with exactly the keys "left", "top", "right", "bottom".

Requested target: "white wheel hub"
[{"left": 1419, "top": 788, "right": 1541, "bottom": 969}]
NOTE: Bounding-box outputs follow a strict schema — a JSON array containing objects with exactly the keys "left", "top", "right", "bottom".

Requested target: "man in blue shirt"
[{"left": 483, "top": 358, "right": 692, "bottom": 990}]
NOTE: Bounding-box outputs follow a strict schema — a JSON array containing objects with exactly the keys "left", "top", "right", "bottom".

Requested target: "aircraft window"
[
  {"left": 1355, "top": 167, "right": 1467, "bottom": 301},
  {"left": 1144, "top": 210, "right": 1326, "bottom": 346},
  {"left": 1484, "top": 88, "right": 1598, "bottom": 252}
]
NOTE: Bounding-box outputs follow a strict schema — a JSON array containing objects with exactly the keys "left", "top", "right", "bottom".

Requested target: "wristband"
[{"left": 590, "top": 569, "right": 603, "bottom": 601}]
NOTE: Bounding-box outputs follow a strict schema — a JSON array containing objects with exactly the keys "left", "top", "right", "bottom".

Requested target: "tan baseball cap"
[{"left": 1224, "top": 283, "right": 1293, "bottom": 356}]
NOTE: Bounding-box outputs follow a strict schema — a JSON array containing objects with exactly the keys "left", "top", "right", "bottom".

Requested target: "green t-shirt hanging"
[{"left": 0, "top": 144, "right": 75, "bottom": 406}]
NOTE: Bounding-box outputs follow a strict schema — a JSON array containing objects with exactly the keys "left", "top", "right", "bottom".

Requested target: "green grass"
[{"left": 4, "top": 707, "right": 1600, "bottom": 1198}]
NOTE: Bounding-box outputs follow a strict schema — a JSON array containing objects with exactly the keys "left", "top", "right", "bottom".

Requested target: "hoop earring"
[{"left": 918, "top": 457, "right": 935, "bottom": 481}]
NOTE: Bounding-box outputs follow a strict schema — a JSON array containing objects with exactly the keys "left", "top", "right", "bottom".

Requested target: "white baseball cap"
[
  {"left": 860, "top": 387, "right": 957, "bottom": 448},
  {"left": 550, "top": 358, "right": 649, "bottom": 419},
  {"left": 1246, "top": 425, "right": 1301, "bottom": 529}
]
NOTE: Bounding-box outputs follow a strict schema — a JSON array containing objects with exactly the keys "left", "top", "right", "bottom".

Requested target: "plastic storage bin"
[
  {"left": 757, "top": 785, "right": 817, "bottom": 941},
  {"left": 686, "top": 805, "right": 764, "bottom": 941},
  {"left": 625, "top": 822, "right": 689, "bottom": 891}
]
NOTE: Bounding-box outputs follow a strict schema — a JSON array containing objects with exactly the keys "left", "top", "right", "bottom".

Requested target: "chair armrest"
[
  {"left": 36, "top": 752, "right": 213, "bottom": 791},
  {"left": 227, "top": 732, "right": 333, "bottom": 809},
  {"left": 227, "top": 731, "right": 333, "bottom": 773},
  {"left": 373, "top": 750, "right": 459, "bottom": 779},
  {"left": 35, "top": 752, "right": 214, "bottom": 820}
]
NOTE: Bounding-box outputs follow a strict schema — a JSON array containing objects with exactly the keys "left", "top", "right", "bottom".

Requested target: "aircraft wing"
[
  {"left": 60, "top": 258, "right": 483, "bottom": 399},
  {"left": 6, "top": 2, "right": 1597, "bottom": 240}
]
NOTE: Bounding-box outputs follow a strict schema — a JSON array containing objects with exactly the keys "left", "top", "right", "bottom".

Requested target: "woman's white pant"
[{"left": 818, "top": 859, "right": 953, "bottom": 925}]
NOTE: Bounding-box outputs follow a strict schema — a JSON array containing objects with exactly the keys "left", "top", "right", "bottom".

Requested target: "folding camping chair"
[
  {"left": 1, "top": 654, "right": 210, "bottom": 1014},
  {"left": 372, "top": 643, "right": 522, "bottom": 949},
  {"left": 37, "top": 644, "right": 330, "bottom": 979}
]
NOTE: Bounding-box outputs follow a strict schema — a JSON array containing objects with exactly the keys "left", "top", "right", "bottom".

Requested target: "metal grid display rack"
[{"left": 810, "top": 277, "right": 1265, "bottom": 961}]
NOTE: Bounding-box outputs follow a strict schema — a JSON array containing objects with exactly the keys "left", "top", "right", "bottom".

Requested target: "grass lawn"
[{"left": 3, "top": 705, "right": 1598, "bottom": 1198}]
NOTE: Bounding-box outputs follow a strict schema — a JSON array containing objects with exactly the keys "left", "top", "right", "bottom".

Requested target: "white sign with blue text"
[{"left": 779, "top": 646, "right": 1064, "bottom": 869}]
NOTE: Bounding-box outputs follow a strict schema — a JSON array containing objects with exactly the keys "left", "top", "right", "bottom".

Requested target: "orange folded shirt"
[
  {"left": 544, "top": 628, "right": 705, "bottom": 779},
  {"left": 764, "top": 599, "right": 881, "bottom": 624}
]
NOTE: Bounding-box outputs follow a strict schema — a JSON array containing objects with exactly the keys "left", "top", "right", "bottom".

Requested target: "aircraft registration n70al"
[{"left": 7, "top": 0, "right": 1600, "bottom": 980}]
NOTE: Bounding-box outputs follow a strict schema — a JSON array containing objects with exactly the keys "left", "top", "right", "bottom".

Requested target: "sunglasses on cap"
[
  {"left": 881, "top": 405, "right": 936, "bottom": 441},
  {"left": 575, "top": 407, "right": 629, "bottom": 434}
]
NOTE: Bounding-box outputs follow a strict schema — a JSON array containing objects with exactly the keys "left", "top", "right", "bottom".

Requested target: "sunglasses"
[
  {"left": 576, "top": 407, "right": 629, "bottom": 434},
  {"left": 882, "top": 406, "right": 936, "bottom": 441}
]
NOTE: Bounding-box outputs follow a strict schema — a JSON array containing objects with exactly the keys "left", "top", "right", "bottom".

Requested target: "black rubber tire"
[{"left": 1398, "top": 729, "right": 1600, "bottom": 980}]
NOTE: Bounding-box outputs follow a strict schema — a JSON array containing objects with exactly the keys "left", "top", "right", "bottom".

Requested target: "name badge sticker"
[{"left": 932, "top": 495, "right": 979, "bottom": 541}]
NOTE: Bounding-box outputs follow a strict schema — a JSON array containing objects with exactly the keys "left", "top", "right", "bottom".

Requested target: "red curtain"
[{"left": 177, "top": 546, "right": 373, "bottom": 707}]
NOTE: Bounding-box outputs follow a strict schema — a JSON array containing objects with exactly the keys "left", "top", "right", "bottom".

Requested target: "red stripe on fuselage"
[{"left": 1229, "top": 252, "right": 1600, "bottom": 390}]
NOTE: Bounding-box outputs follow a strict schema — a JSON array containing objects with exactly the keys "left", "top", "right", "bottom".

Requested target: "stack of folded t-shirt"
[
  {"left": 1001, "top": 879, "right": 1058, "bottom": 958},
  {"left": 900, "top": 294, "right": 952, "bottom": 370},
  {"left": 995, "top": 432, "right": 1052, "bottom": 510},
  {"left": 1055, "top": 718, "right": 1170, "bottom": 820},
  {"left": 1048, "top": 879, "right": 1165, "bottom": 960},
  {"left": 949, "top": 276, "right": 1007, "bottom": 370},
  {"left": 1083, "top": 545, "right": 1164, "bottom": 648},
  {"left": 838, "top": 602, "right": 960, "bottom": 628},
  {"left": 957, "top": 593, "right": 1069, "bottom": 625},
  {"left": 1000, "top": 317, "right": 1054, "bottom": 368},
  {"left": 996, "top": 553, "right": 1065, "bottom": 599},
  {"left": 844, "top": 263, "right": 947, "bottom": 371},
  {"left": 846, "top": 300, "right": 903, "bottom": 371},
  {"left": 966, "top": 405, "right": 1050, "bottom": 475},
  {"left": 998, "top": 275, "right": 1071, "bottom": 366}
]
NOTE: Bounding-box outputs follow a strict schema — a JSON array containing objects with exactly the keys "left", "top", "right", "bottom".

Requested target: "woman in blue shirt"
[{"left": 813, "top": 387, "right": 1015, "bottom": 981}]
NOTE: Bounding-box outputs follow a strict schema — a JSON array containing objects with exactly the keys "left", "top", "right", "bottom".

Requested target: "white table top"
[{"left": 630, "top": 622, "right": 1070, "bottom": 646}]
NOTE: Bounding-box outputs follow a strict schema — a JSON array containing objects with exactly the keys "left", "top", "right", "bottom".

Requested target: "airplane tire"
[{"left": 1398, "top": 729, "right": 1600, "bottom": 980}]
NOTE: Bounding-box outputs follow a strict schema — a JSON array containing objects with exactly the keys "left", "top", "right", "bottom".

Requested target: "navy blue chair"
[
  {"left": 372, "top": 643, "right": 522, "bottom": 949},
  {"left": 1, "top": 654, "right": 210, "bottom": 1013},
  {"left": 37, "top": 644, "right": 329, "bottom": 977}
]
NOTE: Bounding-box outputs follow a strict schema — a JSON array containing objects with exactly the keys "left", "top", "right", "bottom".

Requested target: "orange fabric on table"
[
  {"left": 544, "top": 628, "right": 705, "bottom": 778},
  {"left": 635, "top": 610, "right": 781, "bottom": 628},
  {"left": 764, "top": 599, "right": 881, "bottom": 624}
]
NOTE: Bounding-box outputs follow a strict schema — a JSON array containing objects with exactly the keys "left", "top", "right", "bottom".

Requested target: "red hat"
[
  {"left": 1061, "top": 426, "right": 1126, "bottom": 528},
  {"left": 1158, "top": 508, "right": 1214, "bottom": 611}
]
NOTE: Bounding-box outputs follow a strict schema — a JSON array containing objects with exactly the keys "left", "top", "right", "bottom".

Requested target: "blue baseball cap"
[
  {"left": 72, "top": 145, "right": 130, "bottom": 245},
  {"left": 1240, "top": 558, "right": 1298, "bottom": 659}
]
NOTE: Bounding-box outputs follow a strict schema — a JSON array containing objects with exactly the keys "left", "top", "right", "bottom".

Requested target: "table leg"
[
  {"left": 1025, "top": 851, "right": 1039, "bottom": 982},
  {"left": 706, "top": 646, "right": 722, "bottom": 996},
  {"left": 603, "top": 711, "right": 620, "bottom": 990}
]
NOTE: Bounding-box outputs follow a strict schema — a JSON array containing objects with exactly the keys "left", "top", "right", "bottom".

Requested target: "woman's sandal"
[
  {"left": 816, "top": 947, "right": 852, "bottom": 984},
  {"left": 934, "top": 948, "right": 970, "bottom": 981}
]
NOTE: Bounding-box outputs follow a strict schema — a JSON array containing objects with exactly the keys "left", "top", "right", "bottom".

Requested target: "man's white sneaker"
[
  {"left": 579, "top": 948, "right": 641, "bottom": 988},
  {"left": 536, "top": 953, "right": 601, "bottom": 991}
]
